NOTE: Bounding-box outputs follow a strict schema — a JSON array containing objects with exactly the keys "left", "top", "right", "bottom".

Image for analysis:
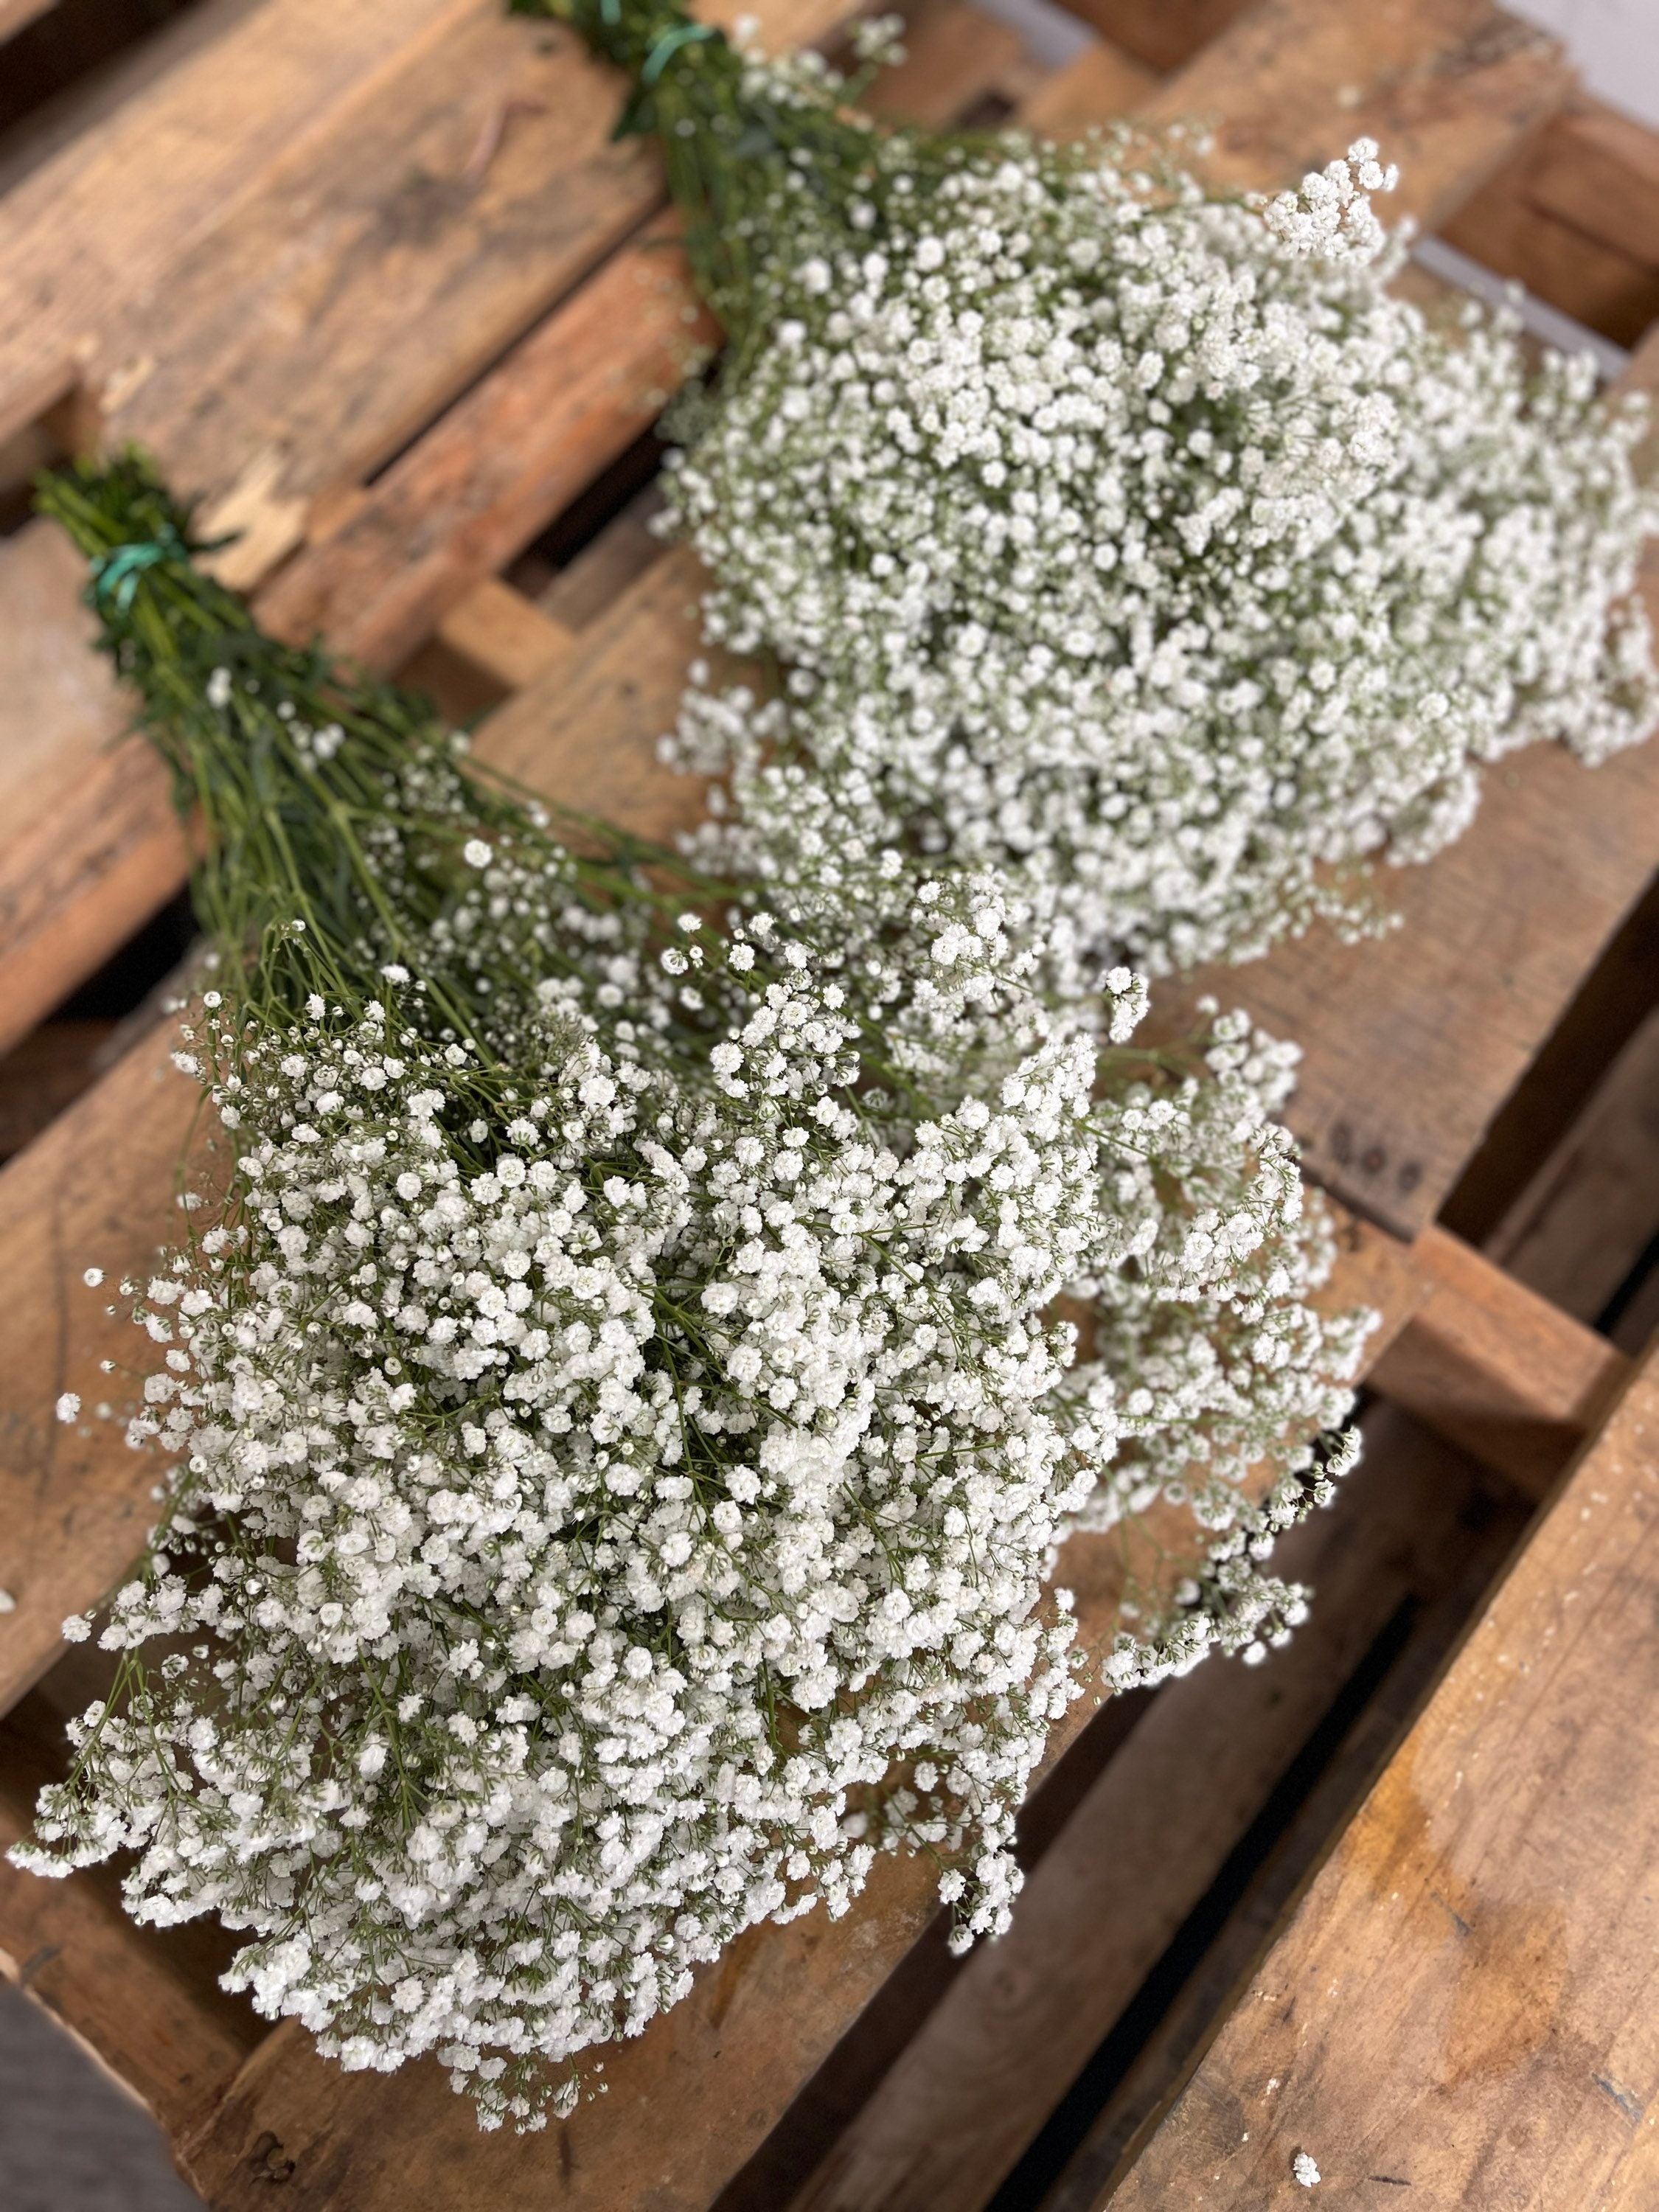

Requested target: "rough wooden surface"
[
  {"left": 0, "top": 0, "right": 480, "bottom": 446},
  {"left": 0, "top": 0, "right": 983, "bottom": 1042},
  {"left": 1105, "top": 1335, "right": 1659, "bottom": 2211},
  {"left": 0, "top": 520, "right": 183, "bottom": 1059},
  {"left": 1133, "top": 0, "right": 1566, "bottom": 227},
  {"left": 251, "top": 215, "right": 714, "bottom": 666},
  {"left": 1367, "top": 1225, "right": 1630, "bottom": 1497},
  {"left": 0, "top": 1014, "right": 212, "bottom": 1717},
  {"left": 783, "top": 1410, "right": 1528, "bottom": 2212}
]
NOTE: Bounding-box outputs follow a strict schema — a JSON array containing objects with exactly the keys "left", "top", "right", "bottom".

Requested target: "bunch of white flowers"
[
  {"left": 529, "top": 1, "right": 1658, "bottom": 979},
  {"left": 18, "top": 457, "right": 1361, "bottom": 2128}
]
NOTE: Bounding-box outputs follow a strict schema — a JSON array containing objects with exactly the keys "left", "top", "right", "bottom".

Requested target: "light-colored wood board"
[
  {"left": 0, "top": 0, "right": 484, "bottom": 447},
  {"left": 434, "top": 576, "right": 573, "bottom": 694},
  {"left": 1152, "top": 724, "right": 1659, "bottom": 1239},
  {"left": 863, "top": 0, "right": 1030, "bottom": 122},
  {"left": 1040, "top": 1417, "right": 1537, "bottom": 2212},
  {"left": 94, "top": 7, "right": 661, "bottom": 588},
  {"left": 783, "top": 1408, "right": 1524, "bottom": 2212},
  {"left": 1486, "top": 1007, "right": 1659, "bottom": 1326},
  {"left": 94, "top": 0, "right": 858, "bottom": 580},
  {"left": 0, "top": 519, "right": 184, "bottom": 1058},
  {"left": 1367, "top": 1224, "right": 1630, "bottom": 1496},
  {"left": 250, "top": 212, "right": 712, "bottom": 658},
  {"left": 1528, "top": 97, "right": 1659, "bottom": 275},
  {"left": 0, "top": 0, "right": 973, "bottom": 1037},
  {"left": 254, "top": 0, "right": 1024, "bottom": 672},
  {"left": 0, "top": 1015, "right": 214, "bottom": 1718},
  {"left": 534, "top": 481, "right": 669, "bottom": 635},
  {"left": 1104, "top": 1336, "right": 1659, "bottom": 2211},
  {"left": 1018, "top": 40, "right": 1160, "bottom": 133}
]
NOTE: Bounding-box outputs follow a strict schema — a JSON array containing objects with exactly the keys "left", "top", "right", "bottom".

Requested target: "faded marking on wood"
[{"left": 1106, "top": 1338, "right": 1659, "bottom": 2211}]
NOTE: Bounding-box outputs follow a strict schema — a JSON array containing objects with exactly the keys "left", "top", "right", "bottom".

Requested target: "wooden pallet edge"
[{"left": 1101, "top": 1322, "right": 1659, "bottom": 2210}]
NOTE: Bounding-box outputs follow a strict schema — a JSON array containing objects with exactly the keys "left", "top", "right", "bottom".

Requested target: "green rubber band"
[
  {"left": 640, "top": 20, "right": 716, "bottom": 84},
  {"left": 91, "top": 537, "right": 178, "bottom": 611}
]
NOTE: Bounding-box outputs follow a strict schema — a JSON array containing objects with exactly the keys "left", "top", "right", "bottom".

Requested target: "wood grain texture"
[
  {"left": 1367, "top": 1225, "right": 1630, "bottom": 1498},
  {"left": 783, "top": 1409, "right": 1523, "bottom": 2212},
  {"left": 0, "top": 520, "right": 184, "bottom": 1058},
  {"left": 1040, "top": 0, "right": 1248, "bottom": 74},
  {"left": 251, "top": 215, "right": 714, "bottom": 663},
  {"left": 434, "top": 577, "right": 574, "bottom": 693},
  {"left": 0, "top": 0, "right": 481, "bottom": 446},
  {"left": 1105, "top": 1335, "right": 1659, "bottom": 2212},
  {"left": 1152, "top": 720, "right": 1659, "bottom": 1238},
  {"left": 92, "top": 0, "right": 858, "bottom": 580},
  {"left": 0, "top": 1013, "right": 211, "bottom": 1718},
  {"left": 1132, "top": 0, "right": 1568, "bottom": 229},
  {"left": 254, "top": 0, "right": 1021, "bottom": 673},
  {"left": 96, "top": 6, "right": 661, "bottom": 584},
  {"left": 0, "top": 0, "right": 860, "bottom": 1036}
]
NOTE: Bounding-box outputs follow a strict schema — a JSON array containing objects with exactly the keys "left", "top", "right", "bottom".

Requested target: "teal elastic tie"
[
  {"left": 641, "top": 20, "right": 716, "bottom": 83},
  {"left": 91, "top": 535, "right": 180, "bottom": 611}
]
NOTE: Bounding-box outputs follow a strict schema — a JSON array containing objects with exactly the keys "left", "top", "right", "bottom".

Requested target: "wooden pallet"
[{"left": 1, "top": 1, "right": 1658, "bottom": 2206}]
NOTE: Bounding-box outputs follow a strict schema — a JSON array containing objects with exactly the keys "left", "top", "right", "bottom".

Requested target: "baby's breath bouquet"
[
  {"left": 527, "top": 0, "right": 1659, "bottom": 981},
  {"left": 17, "top": 456, "right": 1362, "bottom": 2127}
]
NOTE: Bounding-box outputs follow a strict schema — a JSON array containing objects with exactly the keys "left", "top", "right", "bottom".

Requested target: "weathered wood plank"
[
  {"left": 1132, "top": 0, "right": 1567, "bottom": 229},
  {"left": 0, "top": 1013, "right": 214, "bottom": 1718},
  {"left": 254, "top": 0, "right": 1024, "bottom": 675},
  {"left": 1441, "top": 97, "right": 1659, "bottom": 350},
  {"left": 782, "top": 1409, "right": 1528, "bottom": 2212},
  {"left": 97, "top": 7, "right": 664, "bottom": 588},
  {"left": 1041, "top": 0, "right": 1248, "bottom": 74},
  {"left": 0, "top": 518, "right": 184, "bottom": 1059},
  {"left": 1105, "top": 1334, "right": 1659, "bottom": 2212},
  {"left": 1155, "top": 717, "right": 1659, "bottom": 1239},
  {"left": 0, "top": 0, "right": 895, "bottom": 1039},
  {"left": 0, "top": 0, "right": 482, "bottom": 445},
  {"left": 1367, "top": 1225, "right": 1630, "bottom": 1497},
  {"left": 251, "top": 215, "right": 714, "bottom": 663}
]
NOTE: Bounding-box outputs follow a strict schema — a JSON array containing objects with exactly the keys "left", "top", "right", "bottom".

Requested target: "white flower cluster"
[
  {"left": 24, "top": 859, "right": 1359, "bottom": 2126},
  {"left": 665, "top": 123, "right": 1659, "bottom": 978},
  {"left": 23, "top": 462, "right": 1363, "bottom": 2128}
]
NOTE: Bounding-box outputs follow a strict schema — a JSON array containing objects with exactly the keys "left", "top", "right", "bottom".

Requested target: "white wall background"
[{"left": 1507, "top": 0, "right": 1659, "bottom": 129}]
